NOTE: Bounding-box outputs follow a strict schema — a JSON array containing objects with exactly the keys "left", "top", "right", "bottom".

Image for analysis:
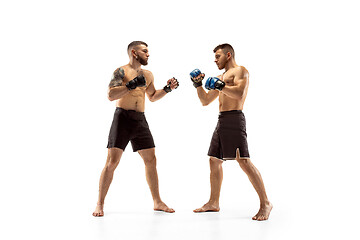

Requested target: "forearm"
[
  {"left": 108, "top": 86, "right": 129, "bottom": 101},
  {"left": 148, "top": 89, "right": 167, "bottom": 102},
  {"left": 197, "top": 87, "right": 212, "bottom": 106},
  {"left": 221, "top": 86, "right": 243, "bottom": 100}
]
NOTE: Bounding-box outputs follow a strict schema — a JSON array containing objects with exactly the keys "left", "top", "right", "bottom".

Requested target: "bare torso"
[
  {"left": 115, "top": 65, "right": 153, "bottom": 112},
  {"left": 218, "top": 66, "right": 249, "bottom": 111}
]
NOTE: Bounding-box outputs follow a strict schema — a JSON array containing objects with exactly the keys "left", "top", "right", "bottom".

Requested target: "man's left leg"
[
  {"left": 138, "top": 147, "right": 175, "bottom": 213},
  {"left": 235, "top": 149, "right": 273, "bottom": 221}
]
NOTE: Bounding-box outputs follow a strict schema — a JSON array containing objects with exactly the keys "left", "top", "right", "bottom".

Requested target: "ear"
[
  {"left": 226, "top": 52, "right": 232, "bottom": 60},
  {"left": 132, "top": 49, "right": 138, "bottom": 59}
]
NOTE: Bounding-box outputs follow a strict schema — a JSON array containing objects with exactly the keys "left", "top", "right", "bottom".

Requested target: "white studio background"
[{"left": 1, "top": 0, "right": 359, "bottom": 239}]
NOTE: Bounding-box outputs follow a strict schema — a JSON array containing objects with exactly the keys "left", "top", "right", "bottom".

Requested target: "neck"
[
  {"left": 224, "top": 59, "right": 237, "bottom": 71},
  {"left": 129, "top": 58, "right": 142, "bottom": 71}
]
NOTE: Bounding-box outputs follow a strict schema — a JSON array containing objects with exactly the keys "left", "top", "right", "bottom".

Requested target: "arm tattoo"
[{"left": 108, "top": 67, "right": 125, "bottom": 88}]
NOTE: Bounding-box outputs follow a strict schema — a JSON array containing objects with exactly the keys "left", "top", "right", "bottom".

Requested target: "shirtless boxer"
[
  {"left": 93, "top": 41, "right": 178, "bottom": 217},
  {"left": 191, "top": 44, "right": 272, "bottom": 221}
]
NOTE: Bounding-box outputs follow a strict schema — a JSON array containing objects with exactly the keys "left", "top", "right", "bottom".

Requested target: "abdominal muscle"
[
  {"left": 116, "top": 88, "right": 146, "bottom": 112},
  {"left": 219, "top": 92, "right": 246, "bottom": 112}
]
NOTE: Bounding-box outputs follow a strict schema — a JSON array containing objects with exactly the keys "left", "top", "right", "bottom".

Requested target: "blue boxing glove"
[
  {"left": 190, "top": 69, "right": 205, "bottom": 88},
  {"left": 205, "top": 77, "right": 225, "bottom": 91}
]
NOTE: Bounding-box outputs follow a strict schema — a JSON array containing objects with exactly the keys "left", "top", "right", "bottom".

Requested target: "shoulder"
[
  {"left": 233, "top": 66, "right": 248, "bottom": 79},
  {"left": 113, "top": 65, "right": 128, "bottom": 76},
  {"left": 115, "top": 64, "right": 128, "bottom": 71},
  {"left": 141, "top": 69, "right": 154, "bottom": 79},
  {"left": 141, "top": 69, "right": 152, "bottom": 75},
  {"left": 240, "top": 66, "right": 249, "bottom": 76}
]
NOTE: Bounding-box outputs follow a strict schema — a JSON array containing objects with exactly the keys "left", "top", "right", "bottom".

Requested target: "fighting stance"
[
  {"left": 93, "top": 41, "right": 179, "bottom": 216},
  {"left": 190, "top": 44, "right": 272, "bottom": 221}
]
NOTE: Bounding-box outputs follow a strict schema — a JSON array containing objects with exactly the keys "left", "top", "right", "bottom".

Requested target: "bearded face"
[
  {"left": 137, "top": 55, "right": 148, "bottom": 65},
  {"left": 134, "top": 45, "right": 149, "bottom": 66}
]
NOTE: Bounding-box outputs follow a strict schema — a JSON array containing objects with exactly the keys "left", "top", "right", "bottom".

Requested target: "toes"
[
  {"left": 92, "top": 211, "right": 104, "bottom": 217},
  {"left": 193, "top": 208, "right": 203, "bottom": 213},
  {"left": 154, "top": 205, "right": 175, "bottom": 213},
  {"left": 164, "top": 207, "right": 175, "bottom": 213},
  {"left": 256, "top": 215, "right": 266, "bottom": 221}
]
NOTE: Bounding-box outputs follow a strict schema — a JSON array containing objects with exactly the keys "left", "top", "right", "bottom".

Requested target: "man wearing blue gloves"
[{"left": 190, "top": 44, "right": 272, "bottom": 221}]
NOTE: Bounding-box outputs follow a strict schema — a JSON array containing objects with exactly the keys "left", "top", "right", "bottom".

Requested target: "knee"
[
  {"left": 238, "top": 158, "right": 254, "bottom": 173},
  {"left": 106, "top": 157, "right": 120, "bottom": 171},
  {"left": 209, "top": 157, "right": 223, "bottom": 168},
  {"left": 237, "top": 158, "right": 251, "bottom": 169},
  {"left": 144, "top": 156, "right": 156, "bottom": 166}
]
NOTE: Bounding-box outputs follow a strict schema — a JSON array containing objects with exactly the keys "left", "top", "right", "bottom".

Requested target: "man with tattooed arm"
[{"left": 93, "top": 41, "right": 179, "bottom": 216}]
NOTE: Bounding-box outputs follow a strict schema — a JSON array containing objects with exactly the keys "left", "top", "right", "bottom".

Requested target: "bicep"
[
  {"left": 108, "top": 67, "right": 125, "bottom": 88},
  {"left": 233, "top": 76, "right": 248, "bottom": 92},
  {"left": 145, "top": 72, "right": 156, "bottom": 97},
  {"left": 207, "top": 90, "right": 219, "bottom": 101},
  {"left": 234, "top": 68, "right": 249, "bottom": 91}
]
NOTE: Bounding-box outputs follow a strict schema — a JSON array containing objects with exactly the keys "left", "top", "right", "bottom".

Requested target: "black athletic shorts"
[
  {"left": 107, "top": 108, "right": 155, "bottom": 151},
  {"left": 208, "top": 110, "right": 250, "bottom": 160}
]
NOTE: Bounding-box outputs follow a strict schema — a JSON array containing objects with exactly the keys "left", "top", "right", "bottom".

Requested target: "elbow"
[
  {"left": 107, "top": 90, "right": 115, "bottom": 101},
  {"left": 148, "top": 94, "right": 157, "bottom": 102},
  {"left": 201, "top": 100, "right": 210, "bottom": 106}
]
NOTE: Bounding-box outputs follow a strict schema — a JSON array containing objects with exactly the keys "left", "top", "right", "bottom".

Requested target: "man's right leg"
[
  {"left": 93, "top": 148, "right": 123, "bottom": 217},
  {"left": 193, "top": 157, "right": 223, "bottom": 212}
]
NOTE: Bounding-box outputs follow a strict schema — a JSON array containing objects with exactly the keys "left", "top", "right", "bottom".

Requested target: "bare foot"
[
  {"left": 252, "top": 202, "right": 273, "bottom": 221},
  {"left": 154, "top": 202, "right": 175, "bottom": 213},
  {"left": 193, "top": 202, "right": 220, "bottom": 213},
  {"left": 92, "top": 203, "right": 104, "bottom": 217}
]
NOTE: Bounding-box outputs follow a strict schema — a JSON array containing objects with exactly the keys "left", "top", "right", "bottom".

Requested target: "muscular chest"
[
  {"left": 123, "top": 68, "right": 147, "bottom": 93},
  {"left": 221, "top": 73, "right": 235, "bottom": 86},
  {"left": 123, "top": 69, "right": 141, "bottom": 83}
]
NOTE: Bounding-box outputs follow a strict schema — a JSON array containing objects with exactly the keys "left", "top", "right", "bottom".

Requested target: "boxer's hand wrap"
[
  {"left": 163, "top": 77, "right": 179, "bottom": 93},
  {"left": 205, "top": 77, "right": 225, "bottom": 91},
  {"left": 126, "top": 75, "right": 146, "bottom": 90},
  {"left": 190, "top": 69, "right": 205, "bottom": 88}
]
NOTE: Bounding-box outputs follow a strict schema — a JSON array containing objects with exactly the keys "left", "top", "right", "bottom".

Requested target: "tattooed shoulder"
[{"left": 109, "top": 67, "right": 125, "bottom": 88}]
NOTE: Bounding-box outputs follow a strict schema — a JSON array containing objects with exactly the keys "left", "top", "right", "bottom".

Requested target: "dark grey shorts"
[
  {"left": 107, "top": 108, "right": 155, "bottom": 152},
  {"left": 208, "top": 110, "right": 250, "bottom": 160}
]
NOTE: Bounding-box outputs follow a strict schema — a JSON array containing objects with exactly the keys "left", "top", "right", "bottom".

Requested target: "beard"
[
  {"left": 217, "top": 59, "right": 228, "bottom": 70},
  {"left": 138, "top": 56, "right": 148, "bottom": 65},
  {"left": 217, "top": 62, "right": 225, "bottom": 70}
]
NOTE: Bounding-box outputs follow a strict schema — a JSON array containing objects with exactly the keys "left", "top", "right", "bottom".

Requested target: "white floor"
[
  {"left": 3, "top": 148, "right": 360, "bottom": 240},
  {"left": 5, "top": 195, "right": 358, "bottom": 240}
]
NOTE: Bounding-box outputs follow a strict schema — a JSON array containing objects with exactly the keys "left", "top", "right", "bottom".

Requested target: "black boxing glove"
[
  {"left": 126, "top": 75, "right": 146, "bottom": 90},
  {"left": 163, "top": 77, "right": 179, "bottom": 93}
]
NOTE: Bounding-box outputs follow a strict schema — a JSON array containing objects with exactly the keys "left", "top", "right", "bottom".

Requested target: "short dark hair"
[
  {"left": 127, "top": 41, "right": 148, "bottom": 51},
  {"left": 213, "top": 43, "right": 235, "bottom": 58}
]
